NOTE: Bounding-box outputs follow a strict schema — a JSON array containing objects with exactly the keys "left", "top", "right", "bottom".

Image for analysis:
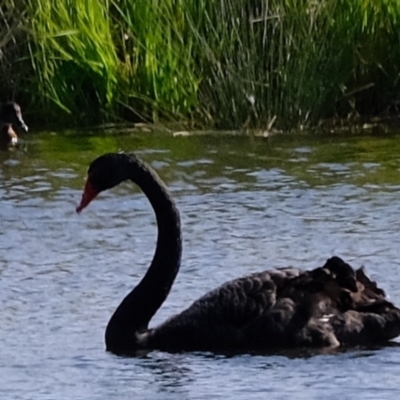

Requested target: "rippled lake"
[{"left": 1, "top": 129, "right": 400, "bottom": 399}]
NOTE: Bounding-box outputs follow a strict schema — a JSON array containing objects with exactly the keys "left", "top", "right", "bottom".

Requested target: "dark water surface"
[{"left": 1, "top": 130, "right": 400, "bottom": 399}]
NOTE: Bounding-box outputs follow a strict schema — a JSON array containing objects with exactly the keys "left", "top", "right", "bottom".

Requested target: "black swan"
[
  {"left": 0, "top": 102, "right": 28, "bottom": 147},
  {"left": 76, "top": 153, "right": 400, "bottom": 356}
]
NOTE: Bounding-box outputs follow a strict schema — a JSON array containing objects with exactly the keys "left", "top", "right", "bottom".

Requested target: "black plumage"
[{"left": 77, "top": 153, "right": 400, "bottom": 356}]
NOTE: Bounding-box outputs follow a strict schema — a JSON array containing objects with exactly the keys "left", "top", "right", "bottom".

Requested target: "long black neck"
[{"left": 105, "top": 157, "right": 182, "bottom": 355}]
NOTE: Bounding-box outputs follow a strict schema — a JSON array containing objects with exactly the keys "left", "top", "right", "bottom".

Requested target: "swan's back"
[{"left": 148, "top": 256, "right": 400, "bottom": 352}]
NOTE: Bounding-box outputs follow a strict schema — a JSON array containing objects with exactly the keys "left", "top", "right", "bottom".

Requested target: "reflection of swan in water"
[
  {"left": 76, "top": 152, "right": 400, "bottom": 356},
  {"left": 148, "top": 353, "right": 194, "bottom": 393}
]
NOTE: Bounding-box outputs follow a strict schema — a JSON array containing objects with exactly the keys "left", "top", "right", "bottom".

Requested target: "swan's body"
[{"left": 77, "top": 153, "right": 400, "bottom": 356}]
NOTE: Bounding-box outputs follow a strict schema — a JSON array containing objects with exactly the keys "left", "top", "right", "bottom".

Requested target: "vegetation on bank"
[{"left": 1, "top": 0, "right": 400, "bottom": 130}]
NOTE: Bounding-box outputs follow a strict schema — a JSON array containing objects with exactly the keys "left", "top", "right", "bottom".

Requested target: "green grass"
[
  {"left": 26, "top": 0, "right": 118, "bottom": 123},
  {"left": 109, "top": 0, "right": 200, "bottom": 122},
  {"left": 1, "top": 0, "right": 400, "bottom": 129}
]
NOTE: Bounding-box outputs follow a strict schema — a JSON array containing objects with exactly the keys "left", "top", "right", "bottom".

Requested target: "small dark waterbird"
[
  {"left": 0, "top": 102, "right": 28, "bottom": 147},
  {"left": 76, "top": 153, "right": 400, "bottom": 356}
]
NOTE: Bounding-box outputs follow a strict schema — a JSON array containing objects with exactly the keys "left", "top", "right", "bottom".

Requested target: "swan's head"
[{"left": 76, "top": 153, "right": 132, "bottom": 213}]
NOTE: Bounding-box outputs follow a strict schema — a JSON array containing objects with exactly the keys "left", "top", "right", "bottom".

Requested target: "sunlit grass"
[
  {"left": 1, "top": 0, "right": 400, "bottom": 129},
  {"left": 25, "top": 0, "right": 118, "bottom": 123}
]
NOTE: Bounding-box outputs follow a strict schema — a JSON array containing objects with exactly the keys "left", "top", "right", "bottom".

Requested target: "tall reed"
[
  {"left": 26, "top": 0, "right": 117, "bottom": 123},
  {"left": 1, "top": 0, "right": 400, "bottom": 129},
  {"left": 109, "top": 0, "right": 200, "bottom": 122},
  {"left": 184, "top": 0, "right": 400, "bottom": 128},
  {"left": 0, "top": 0, "right": 30, "bottom": 103}
]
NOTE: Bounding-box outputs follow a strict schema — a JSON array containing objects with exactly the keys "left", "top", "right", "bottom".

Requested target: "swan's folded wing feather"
[
  {"left": 332, "top": 307, "right": 400, "bottom": 345},
  {"left": 151, "top": 267, "right": 335, "bottom": 350},
  {"left": 151, "top": 264, "right": 400, "bottom": 351},
  {"left": 182, "top": 267, "right": 304, "bottom": 327}
]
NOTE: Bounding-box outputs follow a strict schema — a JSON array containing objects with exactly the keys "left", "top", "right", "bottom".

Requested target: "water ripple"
[{"left": 1, "top": 132, "right": 400, "bottom": 399}]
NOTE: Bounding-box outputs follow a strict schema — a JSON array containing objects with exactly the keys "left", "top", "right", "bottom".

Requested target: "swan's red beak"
[{"left": 76, "top": 178, "right": 99, "bottom": 213}]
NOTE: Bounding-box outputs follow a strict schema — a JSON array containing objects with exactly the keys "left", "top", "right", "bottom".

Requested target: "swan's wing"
[
  {"left": 171, "top": 265, "right": 351, "bottom": 328},
  {"left": 312, "top": 267, "right": 400, "bottom": 346},
  {"left": 354, "top": 267, "right": 386, "bottom": 298},
  {"left": 180, "top": 267, "right": 305, "bottom": 327},
  {"left": 330, "top": 306, "right": 400, "bottom": 346},
  {"left": 151, "top": 260, "right": 400, "bottom": 351},
  {"left": 152, "top": 267, "right": 341, "bottom": 350}
]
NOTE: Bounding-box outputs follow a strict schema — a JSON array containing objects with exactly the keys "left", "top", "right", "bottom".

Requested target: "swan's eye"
[{"left": 87, "top": 167, "right": 114, "bottom": 193}]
